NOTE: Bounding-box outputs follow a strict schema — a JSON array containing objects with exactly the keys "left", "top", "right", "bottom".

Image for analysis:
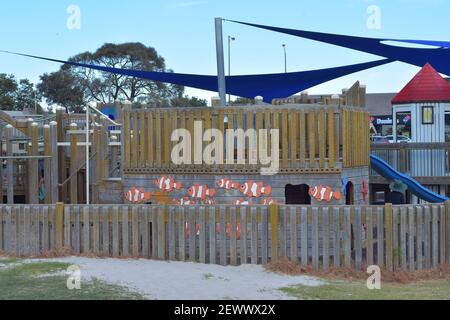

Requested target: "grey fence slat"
[
  {"left": 168, "top": 206, "right": 176, "bottom": 261},
  {"left": 122, "top": 207, "right": 129, "bottom": 257},
  {"left": 377, "top": 207, "right": 384, "bottom": 267},
  {"left": 354, "top": 207, "right": 362, "bottom": 272},
  {"left": 220, "top": 207, "right": 227, "bottom": 265},
  {"left": 447, "top": 206, "right": 450, "bottom": 265},
  {"left": 344, "top": 207, "right": 351, "bottom": 268},
  {"left": 62, "top": 207, "right": 72, "bottom": 252},
  {"left": 83, "top": 207, "right": 90, "bottom": 254},
  {"left": 178, "top": 207, "right": 186, "bottom": 262},
  {"left": 366, "top": 207, "right": 374, "bottom": 266},
  {"left": 301, "top": 207, "right": 308, "bottom": 266},
  {"left": 439, "top": 206, "right": 445, "bottom": 265},
  {"left": 198, "top": 207, "right": 206, "bottom": 264},
  {"left": 392, "top": 207, "right": 399, "bottom": 269},
  {"left": 250, "top": 207, "right": 258, "bottom": 265},
  {"left": 33, "top": 207, "right": 40, "bottom": 256},
  {"left": 432, "top": 206, "right": 439, "bottom": 268},
  {"left": 261, "top": 206, "right": 268, "bottom": 265},
  {"left": 73, "top": 207, "right": 80, "bottom": 255},
  {"left": 132, "top": 206, "right": 139, "bottom": 257},
  {"left": 424, "top": 206, "right": 431, "bottom": 269},
  {"left": 408, "top": 207, "right": 415, "bottom": 271},
  {"left": 322, "top": 207, "right": 330, "bottom": 271},
  {"left": 158, "top": 206, "right": 166, "bottom": 260},
  {"left": 290, "top": 207, "right": 298, "bottom": 263},
  {"left": 93, "top": 207, "right": 100, "bottom": 254},
  {"left": 15, "top": 207, "right": 21, "bottom": 256},
  {"left": 51, "top": 206, "right": 57, "bottom": 250},
  {"left": 0, "top": 208, "right": 3, "bottom": 252},
  {"left": 189, "top": 207, "right": 197, "bottom": 262},
  {"left": 43, "top": 206, "right": 49, "bottom": 252},
  {"left": 102, "top": 207, "right": 110, "bottom": 255},
  {"left": 152, "top": 206, "right": 158, "bottom": 258},
  {"left": 112, "top": 207, "right": 119, "bottom": 257},
  {"left": 5, "top": 207, "right": 11, "bottom": 253},
  {"left": 416, "top": 206, "right": 423, "bottom": 270},
  {"left": 333, "top": 207, "right": 340, "bottom": 268},
  {"left": 279, "top": 206, "right": 287, "bottom": 258},
  {"left": 208, "top": 207, "right": 215, "bottom": 264},
  {"left": 400, "top": 207, "right": 407, "bottom": 269},
  {"left": 230, "top": 207, "right": 237, "bottom": 266},
  {"left": 312, "top": 207, "right": 319, "bottom": 271},
  {"left": 239, "top": 207, "right": 247, "bottom": 264},
  {"left": 142, "top": 207, "right": 149, "bottom": 258},
  {"left": 24, "top": 206, "right": 31, "bottom": 257}
]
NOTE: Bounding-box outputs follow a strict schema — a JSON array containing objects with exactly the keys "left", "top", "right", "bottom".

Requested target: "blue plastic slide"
[{"left": 370, "top": 154, "right": 449, "bottom": 203}]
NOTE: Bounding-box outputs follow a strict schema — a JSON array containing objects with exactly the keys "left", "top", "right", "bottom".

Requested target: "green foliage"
[
  {"left": 171, "top": 95, "right": 208, "bottom": 107},
  {"left": 229, "top": 97, "right": 255, "bottom": 106},
  {"left": 0, "top": 74, "right": 43, "bottom": 113}
]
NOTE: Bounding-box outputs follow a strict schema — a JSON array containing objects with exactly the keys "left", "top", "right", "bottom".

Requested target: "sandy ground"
[{"left": 32, "top": 257, "right": 324, "bottom": 300}]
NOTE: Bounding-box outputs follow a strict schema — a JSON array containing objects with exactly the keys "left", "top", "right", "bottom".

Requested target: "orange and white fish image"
[
  {"left": 187, "top": 184, "right": 216, "bottom": 200},
  {"left": 175, "top": 197, "right": 196, "bottom": 206},
  {"left": 234, "top": 198, "right": 253, "bottom": 206},
  {"left": 202, "top": 199, "right": 216, "bottom": 205},
  {"left": 125, "top": 187, "right": 151, "bottom": 204},
  {"left": 155, "top": 176, "right": 182, "bottom": 193},
  {"left": 240, "top": 181, "right": 272, "bottom": 198},
  {"left": 216, "top": 178, "right": 239, "bottom": 190},
  {"left": 309, "top": 185, "right": 342, "bottom": 202},
  {"left": 261, "top": 198, "right": 277, "bottom": 205}
]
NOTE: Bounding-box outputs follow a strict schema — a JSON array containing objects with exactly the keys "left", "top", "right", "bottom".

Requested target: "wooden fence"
[
  {"left": 122, "top": 106, "right": 370, "bottom": 174},
  {"left": 1, "top": 203, "right": 449, "bottom": 272}
]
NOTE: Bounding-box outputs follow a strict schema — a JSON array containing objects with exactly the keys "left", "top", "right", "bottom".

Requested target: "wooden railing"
[
  {"left": 122, "top": 106, "right": 370, "bottom": 174},
  {"left": 1, "top": 203, "right": 449, "bottom": 272}
]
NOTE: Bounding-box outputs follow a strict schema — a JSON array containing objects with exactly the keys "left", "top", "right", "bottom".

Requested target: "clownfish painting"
[
  {"left": 187, "top": 184, "right": 216, "bottom": 200},
  {"left": 309, "top": 185, "right": 342, "bottom": 202},
  {"left": 216, "top": 178, "right": 239, "bottom": 190},
  {"left": 125, "top": 187, "right": 151, "bottom": 204},
  {"left": 240, "top": 181, "right": 272, "bottom": 198},
  {"left": 155, "top": 176, "right": 182, "bottom": 193}
]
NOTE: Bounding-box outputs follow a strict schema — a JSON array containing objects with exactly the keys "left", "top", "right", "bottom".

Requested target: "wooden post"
[
  {"left": 28, "top": 121, "right": 39, "bottom": 204},
  {"left": 0, "top": 127, "right": 3, "bottom": 203},
  {"left": 270, "top": 203, "right": 279, "bottom": 261},
  {"left": 56, "top": 202, "right": 64, "bottom": 249},
  {"left": 70, "top": 123, "right": 78, "bottom": 204},
  {"left": 385, "top": 203, "right": 394, "bottom": 271},
  {"left": 43, "top": 125, "right": 51, "bottom": 204},
  {"left": 6, "top": 125, "right": 14, "bottom": 204},
  {"left": 50, "top": 121, "right": 59, "bottom": 203},
  {"left": 56, "top": 107, "right": 67, "bottom": 202},
  {"left": 446, "top": 201, "right": 450, "bottom": 264}
]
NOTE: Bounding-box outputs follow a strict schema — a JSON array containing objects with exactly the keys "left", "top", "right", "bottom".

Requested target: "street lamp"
[
  {"left": 282, "top": 44, "right": 287, "bottom": 73},
  {"left": 228, "top": 36, "right": 236, "bottom": 105}
]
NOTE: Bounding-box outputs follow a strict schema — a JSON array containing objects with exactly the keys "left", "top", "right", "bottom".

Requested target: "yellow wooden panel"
[
  {"left": 132, "top": 112, "right": 139, "bottom": 168},
  {"left": 189, "top": 110, "right": 195, "bottom": 165},
  {"left": 155, "top": 110, "right": 162, "bottom": 166},
  {"left": 290, "top": 111, "right": 297, "bottom": 166},
  {"left": 281, "top": 109, "right": 288, "bottom": 168},
  {"left": 164, "top": 111, "right": 170, "bottom": 167},
  {"left": 147, "top": 111, "right": 154, "bottom": 166},
  {"left": 299, "top": 110, "right": 306, "bottom": 167},
  {"left": 264, "top": 109, "right": 271, "bottom": 154},
  {"left": 139, "top": 111, "right": 146, "bottom": 167},
  {"left": 328, "top": 108, "right": 335, "bottom": 168},
  {"left": 171, "top": 110, "right": 178, "bottom": 168},
  {"left": 272, "top": 110, "right": 280, "bottom": 168},
  {"left": 319, "top": 108, "right": 326, "bottom": 169},
  {"left": 226, "top": 109, "right": 234, "bottom": 165},
  {"left": 124, "top": 111, "right": 131, "bottom": 169},
  {"left": 308, "top": 110, "right": 316, "bottom": 168},
  {"left": 218, "top": 109, "right": 224, "bottom": 169}
]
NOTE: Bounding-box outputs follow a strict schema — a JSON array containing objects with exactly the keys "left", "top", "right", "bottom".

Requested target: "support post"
[
  {"left": 6, "top": 125, "right": 14, "bottom": 204},
  {"left": 215, "top": 17, "right": 227, "bottom": 107},
  {"left": 43, "top": 125, "right": 51, "bottom": 204},
  {"left": 70, "top": 123, "right": 78, "bottom": 204},
  {"left": 28, "top": 122, "right": 39, "bottom": 204},
  {"left": 56, "top": 202, "right": 64, "bottom": 249},
  {"left": 0, "top": 127, "right": 3, "bottom": 203},
  {"left": 50, "top": 121, "right": 59, "bottom": 203},
  {"left": 56, "top": 107, "right": 67, "bottom": 202},
  {"left": 270, "top": 203, "right": 279, "bottom": 261}
]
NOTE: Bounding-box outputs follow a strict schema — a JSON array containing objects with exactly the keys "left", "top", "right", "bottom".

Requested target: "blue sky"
[{"left": 0, "top": 0, "right": 449, "bottom": 103}]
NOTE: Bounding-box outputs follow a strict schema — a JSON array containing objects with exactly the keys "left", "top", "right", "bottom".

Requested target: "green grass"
[
  {"left": 0, "top": 260, "right": 145, "bottom": 300},
  {"left": 281, "top": 279, "right": 450, "bottom": 300}
]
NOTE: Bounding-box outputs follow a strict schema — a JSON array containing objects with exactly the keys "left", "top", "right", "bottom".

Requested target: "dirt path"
[{"left": 37, "top": 257, "right": 323, "bottom": 300}]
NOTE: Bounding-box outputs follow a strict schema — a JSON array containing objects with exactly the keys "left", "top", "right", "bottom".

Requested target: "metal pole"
[
  {"left": 86, "top": 105, "right": 90, "bottom": 205},
  {"left": 283, "top": 44, "right": 287, "bottom": 73},
  {"left": 228, "top": 36, "right": 231, "bottom": 105},
  {"left": 215, "top": 17, "right": 227, "bottom": 107}
]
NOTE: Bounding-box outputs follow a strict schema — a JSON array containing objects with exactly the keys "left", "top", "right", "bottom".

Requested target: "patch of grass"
[
  {"left": 0, "top": 258, "right": 20, "bottom": 265},
  {"left": 281, "top": 279, "right": 450, "bottom": 300},
  {"left": 202, "top": 273, "right": 214, "bottom": 280},
  {"left": 0, "top": 261, "right": 145, "bottom": 300}
]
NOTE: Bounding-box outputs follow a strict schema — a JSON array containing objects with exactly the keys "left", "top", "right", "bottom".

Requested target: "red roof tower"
[{"left": 392, "top": 63, "right": 450, "bottom": 104}]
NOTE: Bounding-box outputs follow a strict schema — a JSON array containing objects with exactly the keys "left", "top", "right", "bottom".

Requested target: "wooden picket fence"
[{"left": 0, "top": 203, "right": 449, "bottom": 272}]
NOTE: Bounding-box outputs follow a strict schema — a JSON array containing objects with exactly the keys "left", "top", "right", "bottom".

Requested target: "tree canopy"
[{"left": 0, "top": 74, "right": 43, "bottom": 113}]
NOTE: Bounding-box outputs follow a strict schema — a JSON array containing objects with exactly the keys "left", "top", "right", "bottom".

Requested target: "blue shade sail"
[
  {"left": 229, "top": 20, "right": 450, "bottom": 76},
  {"left": 3, "top": 51, "right": 392, "bottom": 103}
]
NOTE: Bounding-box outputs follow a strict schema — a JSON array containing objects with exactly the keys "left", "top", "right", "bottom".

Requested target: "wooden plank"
[
  {"left": 290, "top": 207, "right": 298, "bottom": 263},
  {"left": 132, "top": 112, "right": 139, "bottom": 168},
  {"left": 446, "top": 201, "right": 450, "bottom": 264},
  {"left": 333, "top": 207, "right": 341, "bottom": 268},
  {"left": 83, "top": 207, "right": 90, "bottom": 254},
  {"left": 64, "top": 206, "right": 71, "bottom": 249},
  {"left": 301, "top": 207, "right": 308, "bottom": 266},
  {"left": 33, "top": 207, "right": 40, "bottom": 256},
  {"left": 208, "top": 207, "right": 216, "bottom": 264},
  {"left": 93, "top": 206, "right": 100, "bottom": 254},
  {"left": 189, "top": 206, "right": 196, "bottom": 262},
  {"left": 43, "top": 206, "right": 49, "bottom": 252},
  {"left": 164, "top": 111, "right": 170, "bottom": 167},
  {"left": 289, "top": 111, "right": 297, "bottom": 166},
  {"left": 236, "top": 110, "right": 245, "bottom": 167},
  {"left": 366, "top": 207, "right": 374, "bottom": 266},
  {"left": 179, "top": 207, "right": 186, "bottom": 262},
  {"left": 72, "top": 206, "right": 81, "bottom": 255},
  {"left": 177, "top": 206, "right": 185, "bottom": 261},
  {"left": 124, "top": 112, "right": 131, "bottom": 168},
  {"left": 377, "top": 207, "right": 384, "bottom": 267},
  {"left": 322, "top": 207, "right": 330, "bottom": 271},
  {"left": 318, "top": 108, "right": 326, "bottom": 168},
  {"left": 102, "top": 207, "right": 110, "bottom": 255},
  {"left": 299, "top": 110, "right": 306, "bottom": 167},
  {"left": 312, "top": 207, "right": 319, "bottom": 271},
  {"left": 250, "top": 207, "right": 258, "bottom": 265},
  {"left": 269, "top": 204, "right": 279, "bottom": 262},
  {"left": 220, "top": 206, "right": 227, "bottom": 265},
  {"left": 151, "top": 206, "right": 158, "bottom": 258},
  {"left": 155, "top": 111, "right": 162, "bottom": 166},
  {"left": 327, "top": 108, "right": 335, "bottom": 168},
  {"left": 24, "top": 206, "right": 31, "bottom": 257},
  {"left": 5, "top": 207, "right": 11, "bottom": 253},
  {"left": 239, "top": 207, "right": 247, "bottom": 264},
  {"left": 50, "top": 206, "right": 56, "bottom": 250},
  {"left": 142, "top": 207, "right": 149, "bottom": 258},
  {"left": 400, "top": 207, "right": 407, "bottom": 269},
  {"left": 199, "top": 206, "right": 206, "bottom": 264},
  {"left": 15, "top": 207, "right": 20, "bottom": 256},
  {"left": 440, "top": 205, "right": 446, "bottom": 265},
  {"left": 354, "top": 207, "right": 362, "bottom": 271},
  {"left": 132, "top": 206, "right": 139, "bottom": 257},
  {"left": 261, "top": 206, "right": 268, "bottom": 265},
  {"left": 230, "top": 206, "right": 238, "bottom": 266},
  {"left": 158, "top": 206, "right": 167, "bottom": 260},
  {"left": 307, "top": 111, "right": 316, "bottom": 167},
  {"left": 392, "top": 207, "right": 399, "bottom": 269},
  {"left": 343, "top": 207, "right": 351, "bottom": 268},
  {"left": 432, "top": 206, "right": 439, "bottom": 268},
  {"left": 140, "top": 111, "right": 146, "bottom": 166},
  {"left": 112, "top": 207, "right": 119, "bottom": 257},
  {"left": 408, "top": 207, "right": 415, "bottom": 271},
  {"left": 147, "top": 111, "right": 154, "bottom": 166},
  {"left": 385, "top": 203, "right": 393, "bottom": 271},
  {"left": 279, "top": 206, "right": 287, "bottom": 258},
  {"left": 424, "top": 205, "right": 431, "bottom": 269},
  {"left": 416, "top": 206, "right": 423, "bottom": 270},
  {"left": 281, "top": 109, "right": 288, "bottom": 168},
  {"left": 0, "top": 208, "right": 4, "bottom": 252}
]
